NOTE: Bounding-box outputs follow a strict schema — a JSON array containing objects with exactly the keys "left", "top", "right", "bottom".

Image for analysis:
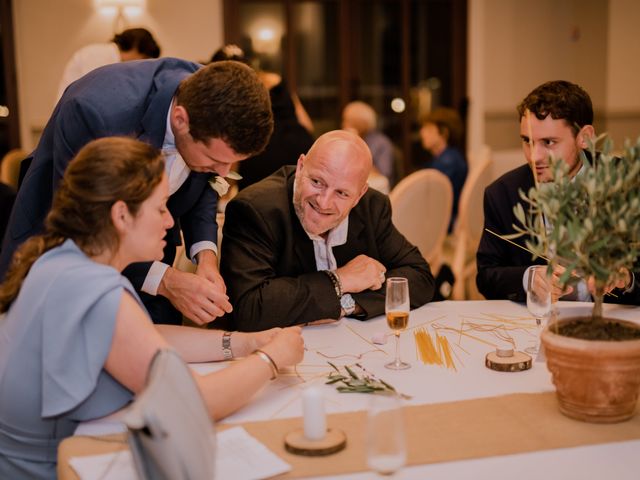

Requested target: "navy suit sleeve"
[
  {"left": 52, "top": 98, "right": 108, "bottom": 189},
  {"left": 180, "top": 181, "right": 218, "bottom": 257},
  {"left": 476, "top": 186, "right": 531, "bottom": 302}
]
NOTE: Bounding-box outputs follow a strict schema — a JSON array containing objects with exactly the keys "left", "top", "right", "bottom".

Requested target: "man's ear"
[
  {"left": 170, "top": 104, "right": 190, "bottom": 135},
  {"left": 295, "top": 154, "right": 305, "bottom": 175},
  {"left": 577, "top": 125, "right": 595, "bottom": 149},
  {"left": 357, "top": 182, "right": 369, "bottom": 203},
  {"left": 111, "top": 200, "right": 132, "bottom": 234}
]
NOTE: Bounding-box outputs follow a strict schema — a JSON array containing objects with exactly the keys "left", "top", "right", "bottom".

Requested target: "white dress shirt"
[{"left": 140, "top": 103, "right": 218, "bottom": 295}]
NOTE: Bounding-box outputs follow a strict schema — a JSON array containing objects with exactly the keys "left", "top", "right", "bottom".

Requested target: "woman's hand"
[{"left": 260, "top": 327, "right": 305, "bottom": 369}]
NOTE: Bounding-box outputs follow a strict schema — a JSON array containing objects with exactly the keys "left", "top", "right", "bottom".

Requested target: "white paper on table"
[{"left": 69, "top": 426, "right": 291, "bottom": 480}]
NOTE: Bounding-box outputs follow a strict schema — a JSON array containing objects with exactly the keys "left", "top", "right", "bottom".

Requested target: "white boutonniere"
[{"left": 209, "top": 171, "right": 242, "bottom": 196}]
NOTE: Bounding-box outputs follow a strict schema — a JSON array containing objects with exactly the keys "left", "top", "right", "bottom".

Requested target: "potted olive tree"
[{"left": 512, "top": 136, "right": 640, "bottom": 423}]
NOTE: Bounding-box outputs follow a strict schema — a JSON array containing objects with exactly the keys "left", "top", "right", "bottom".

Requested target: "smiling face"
[
  {"left": 293, "top": 131, "right": 371, "bottom": 237},
  {"left": 120, "top": 173, "right": 175, "bottom": 263},
  {"left": 519, "top": 112, "right": 593, "bottom": 182}
]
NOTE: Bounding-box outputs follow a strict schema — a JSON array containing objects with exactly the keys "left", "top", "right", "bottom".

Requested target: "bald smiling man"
[{"left": 220, "top": 130, "right": 435, "bottom": 331}]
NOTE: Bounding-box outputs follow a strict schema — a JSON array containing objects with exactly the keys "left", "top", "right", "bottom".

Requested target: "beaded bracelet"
[
  {"left": 254, "top": 349, "right": 279, "bottom": 380},
  {"left": 323, "top": 270, "right": 343, "bottom": 298}
]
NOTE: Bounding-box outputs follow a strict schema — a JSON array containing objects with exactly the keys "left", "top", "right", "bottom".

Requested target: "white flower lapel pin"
[{"left": 208, "top": 171, "right": 242, "bottom": 196}]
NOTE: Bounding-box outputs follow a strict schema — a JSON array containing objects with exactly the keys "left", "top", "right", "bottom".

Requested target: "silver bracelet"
[
  {"left": 254, "top": 349, "right": 278, "bottom": 380},
  {"left": 222, "top": 331, "right": 233, "bottom": 360}
]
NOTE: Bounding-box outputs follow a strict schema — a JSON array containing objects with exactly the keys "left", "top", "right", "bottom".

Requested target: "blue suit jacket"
[{"left": 0, "top": 58, "right": 219, "bottom": 324}]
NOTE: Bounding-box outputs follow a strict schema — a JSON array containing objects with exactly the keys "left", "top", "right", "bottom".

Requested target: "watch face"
[{"left": 340, "top": 294, "right": 356, "bottom": 314}]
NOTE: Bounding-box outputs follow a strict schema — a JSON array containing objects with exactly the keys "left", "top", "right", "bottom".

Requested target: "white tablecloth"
[{"left": 77, "top": 300, "right": 640, "bottom": 479}]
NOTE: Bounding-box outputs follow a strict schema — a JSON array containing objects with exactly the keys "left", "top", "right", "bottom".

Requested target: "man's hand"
[
  {"left": 158, "top": 267, "right": 232, "bottom": 325},
  {"left": 587, "top": 267, "right": 632, "bottom": 295},
  {"left": 549, "top": 265, "right": 574, "bottom": 302},
  {"left": 336, "top": 254, "right": 386, "bottom": 293},
  {"left": 195, "top": 250, "right": 227, "bottom": 294},
  {"left": 303, "top": 318, "right": 340, "bottom": 326}
]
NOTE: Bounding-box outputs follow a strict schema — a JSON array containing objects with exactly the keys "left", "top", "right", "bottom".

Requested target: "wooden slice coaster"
[
  {"left": 284, "top": 428, "right": 347, "bottom": 456},
  {"left": 485, "top": 350, "right": 532, "bottom": 372}
]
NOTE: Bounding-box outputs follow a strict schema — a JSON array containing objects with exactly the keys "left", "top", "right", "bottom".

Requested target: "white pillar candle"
[{"left": 303, "top": 385, "right": 326, "bottom": 441}]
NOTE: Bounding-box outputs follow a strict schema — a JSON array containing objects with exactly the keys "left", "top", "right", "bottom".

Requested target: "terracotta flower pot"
[{"left": 541, "top": 317, "right": 640, "bottom": 423}]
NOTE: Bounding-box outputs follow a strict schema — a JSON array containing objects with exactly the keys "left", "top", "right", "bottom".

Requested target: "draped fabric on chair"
[
  {"left": 451, "top": 148, "right": 493, "bottom": 299},
  {"left": 389, "top": 169, "right": 453, "bottom": 277}
]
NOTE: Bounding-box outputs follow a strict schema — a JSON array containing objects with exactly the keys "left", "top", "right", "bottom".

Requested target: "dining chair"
[
  {"left": 450, "top": 152, "right": 493, "bottom": 300},
  {"left": 389, "top": 169, "right": 453, "bottom": 276}
]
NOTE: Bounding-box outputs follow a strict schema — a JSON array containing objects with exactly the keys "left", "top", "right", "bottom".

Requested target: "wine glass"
[
  {"left": 525, "top": 265, "right": 552, "bottom": 355},
  {"left": 385, "top": 277, "right": 410, "bottom": 370},
  {"left": 366, "top": 394, "right": 407, "bottom": 475}
]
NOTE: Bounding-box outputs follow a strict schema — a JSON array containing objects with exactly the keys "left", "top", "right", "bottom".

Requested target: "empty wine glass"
[
  {"left": 525, "top": 265, "right": 552, "bottom": 355},
  {"left": 366, "top": 394, "right": 407, "bottom": 476},
  {"left": 385, "top": 277, "right": 410, "bottom": 370}
]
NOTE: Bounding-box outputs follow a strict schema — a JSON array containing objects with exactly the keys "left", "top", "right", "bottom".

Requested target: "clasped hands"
[
  {"left": 305, "top": 255, "right": 387, "bottom": 327},
  {"left": 158, "top": 250, "right": 232, "bottom": 325},
  {"left": 531, "top": 264, "right": 632, "bottom": 303}
]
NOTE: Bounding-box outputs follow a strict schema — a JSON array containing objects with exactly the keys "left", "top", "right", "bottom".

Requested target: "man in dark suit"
[
  {"left": 220, "top": 130, "right": 434, "bottom": 331},
  {"left": 0, "top": 58, "right": 273, "bottom": 325},
  {"left": 476, "top": 80, "right": 639, "bottom": 304}
]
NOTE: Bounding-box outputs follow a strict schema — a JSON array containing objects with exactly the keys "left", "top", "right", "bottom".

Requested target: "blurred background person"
[
  {"left": 57, "top": 27, "right": 161, "bottom": 100},
  {"left": 210, "top": 44, "right": 314, "bottom": 192},
  {"left": 419, "top": 107, "right": 468, "bottom": 232},
  {"left": 342, "top": 101, "right": 395, "bottom": 193}
]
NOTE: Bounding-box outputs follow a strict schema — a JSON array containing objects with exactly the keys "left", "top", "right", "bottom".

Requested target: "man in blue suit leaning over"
[{"left": 0, "top": 58, "right": 273, "bottom": 325}]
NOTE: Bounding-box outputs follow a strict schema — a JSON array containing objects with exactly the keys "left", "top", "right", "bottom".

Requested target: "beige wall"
[
  {"left": 605, "top": 0, "right": 640, "bottom": 146},
  {"left": 13, "top": 0, "right": 224, "bottom": 151},
  {"left": 472, "top": 0, "right": 640, "bottom": 156},
  {"left": 480, "top": 0, "right": 609, "bottom": 151}
]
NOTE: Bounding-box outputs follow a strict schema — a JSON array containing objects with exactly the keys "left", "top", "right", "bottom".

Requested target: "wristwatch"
[
  {"left": 340, "top": 294, "right": 356, "bottom": 317},
  {"left": 222, "top": 331, "right": 233, "bottom": 360}
]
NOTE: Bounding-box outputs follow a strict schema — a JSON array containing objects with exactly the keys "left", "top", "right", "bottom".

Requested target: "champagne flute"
[
  {"left": 366, "top": 394, "right": 407, "bottom": 475},
  {"left": 525, "top": 265, "right": 552, "bottom": 355},
  {"left": 385, "top": 277, "right": 410, "bottom": 370}
]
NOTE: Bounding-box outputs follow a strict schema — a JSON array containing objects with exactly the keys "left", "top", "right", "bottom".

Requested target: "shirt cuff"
[
  {"left": 189, "top": 241, "right": 218, "bottom": 265},
  {"left": 575, "top": 279, "right": 592, "bottom": 302},
  {"left": 522, "top": 266, "right": 534, "bottom": 294},
  {"left": 141, "top": 261, "right": 170, "bottom": 295}
]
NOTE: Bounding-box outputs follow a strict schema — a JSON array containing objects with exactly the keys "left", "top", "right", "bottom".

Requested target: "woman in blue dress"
[{"left": 0, "top": 137, "right": 304, "bottom": 479}]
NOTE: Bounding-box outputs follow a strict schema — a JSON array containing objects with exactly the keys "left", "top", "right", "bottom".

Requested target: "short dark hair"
[
  {"left": 112, "top": 28, "right": 161, "bottom": 58},
  {"left": 421, "top": 107, "right": 464, "bottom": 147},
  {"left": 176, "top": 61, "right": 274, "bottom": 156},
  {"left": 517, "top": 80, "right": 593, "bottom": 135}
]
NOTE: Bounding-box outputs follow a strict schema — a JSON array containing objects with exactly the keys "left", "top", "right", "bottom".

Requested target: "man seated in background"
[
  {"left": 342, "top": 101, "right": 395, "bottom": 192},
  {"left": 419, "top": 107, "right": 468, "bottom": 232},
  {"left": 220, "top": 130, "right": 434, "bottom": 331},
  {"left": 476, "top": 80, "right": 639, "bottom": 303}
]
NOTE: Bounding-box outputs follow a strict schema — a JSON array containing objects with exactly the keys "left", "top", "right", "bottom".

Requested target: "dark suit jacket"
[
  {"left": 0, "top": 58, "right": 219, "bottom": 324},
  {"left": 220, "top": 166, "right": 435, "bottom": 331},
  {"left": 476, "top": 163, "right": 640, "bottom": 304}
]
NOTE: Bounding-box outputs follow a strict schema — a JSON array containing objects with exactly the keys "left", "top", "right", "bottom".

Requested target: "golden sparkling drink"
[{"left": 386, "top": 311, "right": 409, "bottom": 332}]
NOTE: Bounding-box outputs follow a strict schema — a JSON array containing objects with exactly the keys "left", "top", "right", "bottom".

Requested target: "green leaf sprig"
[{"left": 325, "top": 362, "right": 411, "bottom": 399}]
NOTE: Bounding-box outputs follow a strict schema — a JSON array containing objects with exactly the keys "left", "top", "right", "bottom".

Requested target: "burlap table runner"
[{"left": 58, "top": 392, "right": 640, "bottom": 479}]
